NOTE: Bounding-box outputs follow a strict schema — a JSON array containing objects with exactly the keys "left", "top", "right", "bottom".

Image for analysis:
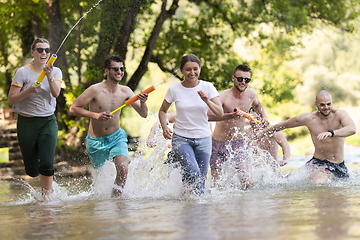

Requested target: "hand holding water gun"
[
  {"left": 110, "top": 86, "right": 155, "bottom": 114},
  {"left": 34, "top": 54, "right": 58, "bottom": 86},
  {"left": 233, "top": 108, "right": 262, "bottom": 124}
]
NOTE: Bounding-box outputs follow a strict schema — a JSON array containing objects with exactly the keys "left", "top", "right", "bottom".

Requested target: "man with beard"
[
  {"left": 262, "top": 90, "right": 356, "bottom": 183},
  {"left": 69, "top": 55, "right": 149, "bottom": 196},
  {"left": 207, "top": 65, "right": 268, "bottom": 188}
]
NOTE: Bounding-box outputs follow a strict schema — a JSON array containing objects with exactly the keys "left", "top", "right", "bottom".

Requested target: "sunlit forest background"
[{"left": 1, "top": 0, "right": 360, "bottom": 156}]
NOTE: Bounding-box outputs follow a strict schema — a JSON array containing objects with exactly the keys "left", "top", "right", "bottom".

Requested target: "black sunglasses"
[
  {"left": 109, "top": 67, "right": 126, "bottom": 72},
  {"left": 35, "top": 48, "right": 50, "bottom": 53},
  {"left": 234, "top": 76, "right": 251, "bottom": 83}
]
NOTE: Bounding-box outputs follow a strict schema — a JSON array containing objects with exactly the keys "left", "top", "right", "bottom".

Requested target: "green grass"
[
  {"left": 288, "top": 134, "right": 313, "bottom": 156},
  {"left": 345, "top": 134, "right": 360, "bottom": 147}
]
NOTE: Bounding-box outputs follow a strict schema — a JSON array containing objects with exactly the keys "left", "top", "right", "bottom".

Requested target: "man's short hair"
[
  {"left": 234, "top": 65, "right": 251, "bottom": 74},
  {"left": 104, "top": 55, "right": 124, "bottom": 69}
]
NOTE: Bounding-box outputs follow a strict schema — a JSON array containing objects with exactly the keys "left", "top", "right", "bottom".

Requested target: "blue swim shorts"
[{"left": 85, "top": 128, "right": 129, "bottom": 169}]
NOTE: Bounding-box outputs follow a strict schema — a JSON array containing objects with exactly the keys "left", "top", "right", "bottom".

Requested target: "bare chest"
[
  {"left": 90, "top": 88, "right": 127, "bottom": 113},
  {"left": 223, "top": 96, "right": 254, "bottom": 113},
  {"left": 307, "top": 116, "right": 342, "bottom": 136}
]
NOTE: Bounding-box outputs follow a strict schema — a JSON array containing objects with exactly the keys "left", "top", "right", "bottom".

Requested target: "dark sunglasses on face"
[
  {"left": 234, "top": 76, "right": 251, "bottom": 83},
  {"left": 109, "top": 67, "right": 125, "bottom": 72},
  {"left": 35, "top": 48, "right": 50, "bottom": 53}
]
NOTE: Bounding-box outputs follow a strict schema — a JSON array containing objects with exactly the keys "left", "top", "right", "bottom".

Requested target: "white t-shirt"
[
  {"left": 11, "top": 64, "right": 63, "bottom": 117},
  {"left": 165, "top": 80, "right": 219, "bottom": 138}
]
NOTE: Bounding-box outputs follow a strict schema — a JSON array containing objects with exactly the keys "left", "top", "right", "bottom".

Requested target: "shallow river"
[{"left": 1, "top": 146, "right": 360, "bottom": 240}]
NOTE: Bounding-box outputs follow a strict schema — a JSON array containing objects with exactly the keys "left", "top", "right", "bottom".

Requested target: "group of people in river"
[{"left": 7, "top": 38, "right": 357, "bottom": 200}]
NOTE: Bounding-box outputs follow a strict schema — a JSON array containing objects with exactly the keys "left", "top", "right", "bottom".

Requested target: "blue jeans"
[{"left": 172, "top": 134, "right": 212, "bottom": 195}]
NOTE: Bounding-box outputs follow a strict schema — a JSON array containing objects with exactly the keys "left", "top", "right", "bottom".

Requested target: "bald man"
[{"left": 262, "top": 90, "right": 356, "bottom": 182}]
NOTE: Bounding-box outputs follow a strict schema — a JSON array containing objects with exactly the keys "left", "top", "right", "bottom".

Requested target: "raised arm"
[
  {"left": 207, "top": 92, "right": 236, "bottom": 121},
  {"left": 146, "top": 121, "right": 160, "bottom": 148},
  {"left": 68, "top": 86, "right": 104, "bottom": 120},
  {"left": 167, "top": 111, "right": 177, "bottom": 124},
  {"left": 8, "top": 85, "right": 40, "bottom": 106},
  {"left": 335, "top": 110, "right": 356, "bottom": 136},
  {"left": 267, "top": 113, "right": 308, "bottom": 133},
  {"left": 207, "top": 107, "right": 240, "bottom": 122},
  {"left": 43, "top": 63, "right": 62, "bottom": 98},
  {"left": 274, "top": 132, "right": 290, "bottom": 166},
  {"left": 207, "top": 96, "right": 223, "bottom": 118},
  {"left": 197, "top": 90, "right": 223, "bottom": 118},
  {"left": 147, "top": 111, "right": 177, "bottom": 148},
  {"left": 252, "top": 97, "right": 269, "bottom": 126},
  {"left": 129, "top": 87, "right": 148, "bottom": 118},
  {"left": 317, "top": 110, "right": 356, "bottom": 140},
  {"left": 159, "top": 100, "right": 173, "bottom": 140}
]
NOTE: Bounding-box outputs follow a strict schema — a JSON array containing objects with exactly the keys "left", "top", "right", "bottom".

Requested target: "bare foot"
[
  {"left": 111, "top": 186, "right": 123, "bottom": 198},
  {"left": 41, "top": 189, "right": 52, "bottom": 202}
]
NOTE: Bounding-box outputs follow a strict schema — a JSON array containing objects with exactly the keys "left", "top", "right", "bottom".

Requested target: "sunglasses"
[
  {"left": 234, "top": 76, "right": 251, "bottom": 83},
  {"left": 109, "top": 67, "right": 126, "bottom": 72},
  {"left": 35, "top": 48, "right": 50, "bottom": 53}
]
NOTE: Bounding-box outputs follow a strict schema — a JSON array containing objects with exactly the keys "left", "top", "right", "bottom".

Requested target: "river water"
[{"left": 1, "top": 145, "right": 360, "bottom": 240}]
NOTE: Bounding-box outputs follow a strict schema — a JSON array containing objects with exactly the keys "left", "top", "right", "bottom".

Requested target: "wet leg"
[
  {"left": 236, "top": 162, "right": 253, "bottom": 190},
  {"left": 112, "top": 155, "right": 129, "bottom": 197},
  {"left": 39, "top": 174, "right": 53, "bottom": 201},
  {"left": 211, "top": 169, "right": 221, "bottom": 186},
  {"left": 310, "top": 168, "right": 331, "bottom": 183}
]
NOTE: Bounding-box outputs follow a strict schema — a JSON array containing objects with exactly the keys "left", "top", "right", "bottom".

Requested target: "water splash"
[
  {"left": 0, "top": 177, "right": 41, "bottom": 204},
  {"left": 153, "top": 69, "right": 180, "bottom": 88},
  {"left": 55, "top": 0, "right": 104, "bottom": 55},
  {"left": 3, "top": 117, "right": 353, "bottom": 204}
]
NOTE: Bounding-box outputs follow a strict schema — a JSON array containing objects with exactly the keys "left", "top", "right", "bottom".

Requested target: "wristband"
[{"left": 328, "top": 130, "right": 334, "bottom": 137}]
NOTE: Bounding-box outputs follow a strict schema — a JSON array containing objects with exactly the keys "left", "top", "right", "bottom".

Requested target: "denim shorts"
[{"left": 86, "top": 128, "right": 128, "bottom": 169}]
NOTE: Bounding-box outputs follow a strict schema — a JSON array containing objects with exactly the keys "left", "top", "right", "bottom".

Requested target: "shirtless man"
[
  {"left": 262, "top": 90, "right": 356, "bottom": 183},
  {"left": 69, "top": 55, "right": 149, "bottom": 196},
  {"left": 208, "top": 65, "right": 268, "bottom": 187}
]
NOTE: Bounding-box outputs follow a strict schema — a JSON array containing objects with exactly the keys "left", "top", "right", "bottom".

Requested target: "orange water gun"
[
  {"left": 233, "top": 108, "right": 262, "bottom": 123},
  {"left": 34, "top": 54, "right": 58, "bottom": 86},
  {"left": 109, "top": 86, "right": 156, "bottom": 114}
]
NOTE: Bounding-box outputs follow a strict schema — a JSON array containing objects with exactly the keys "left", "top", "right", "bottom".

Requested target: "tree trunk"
[
  {"left": 115, "top": 0, "right": 145, "bottom": 59},
  {"left": 115, "top": 0, "right": 146, "bottom": 85},
  {"left": 45, "top": 0, "right": 70, "bottom": 88},
  {"left": 45, "top": 0, "right": 70, "bottom": 130},
  {"left": 85, "top": 0, "right": 129, "bottom": 87},
  {"left": 126, "top": 0, "right": 179, "bottom": 91}
]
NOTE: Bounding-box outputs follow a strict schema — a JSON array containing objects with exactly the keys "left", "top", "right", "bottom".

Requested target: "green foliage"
[
  {"left": 290, "top": 25, "right": 360, "bottom": 108},
  {"left": 346, "top": 134, "right": 360, "bottom": 147},
  {"left": 1, "top": 0, "right": 360, "bottom": 152},
  {"left": 56, "top": 130, "right": 78, "bottom": 151},
  {"left": 59, "top": 87, "right": 88, "bottom": 139}
]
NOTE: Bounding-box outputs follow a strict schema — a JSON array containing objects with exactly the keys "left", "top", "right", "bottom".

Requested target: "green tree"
[{"left": 1, "top": 0, "right": 360, "bottom": 146}]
